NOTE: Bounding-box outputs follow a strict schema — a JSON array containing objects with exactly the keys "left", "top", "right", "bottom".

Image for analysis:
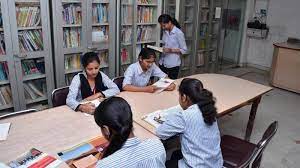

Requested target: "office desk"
[
  {"left": 0, "top": 106, "right": 156, "bottom": 163},
  {"left": 119, "top": 74, "right": 272, "bottom": 141}
]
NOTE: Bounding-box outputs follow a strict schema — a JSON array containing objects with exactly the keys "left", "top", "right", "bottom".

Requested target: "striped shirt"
[
  {"left": 123, "top": 62, "right": 167, "bottom": 87},
  {"left": 159, "top": 26, "right": 187, "bottom": 68},
  {"left": 156, "top": 104, "right": 223, "bottom": 168},
  {"left": 96, "top": 137, "right": 166, "bottom": 168},
  {"left": 66, "top": 71, "right": 120, "bottom": 110}
]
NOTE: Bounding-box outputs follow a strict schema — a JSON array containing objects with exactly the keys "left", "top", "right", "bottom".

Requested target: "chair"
[
  {"left": 51, "top": 86, "right": 69, "bottom": 107},
  {"left": 0, "top": 109, "right": 38, "bottom": 119},
  {"left": 113, "top": 76, "right": 124, "bottom": 92},
  {"left": 221, "top": 121, "right": 278, "bottom": 168}
]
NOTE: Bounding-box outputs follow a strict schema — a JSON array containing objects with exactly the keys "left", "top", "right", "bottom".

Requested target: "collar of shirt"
[
  {"left": 137, "top": 62, "right": 151, "bottom": 75},
  {"left": 165, "top": 26, "right": 177, "bottom": 35},
  {"left": 122, "top": 137, "right": 141, "bottom": 148}
]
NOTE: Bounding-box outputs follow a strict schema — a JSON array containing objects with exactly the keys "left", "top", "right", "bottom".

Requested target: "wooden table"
[
  {"left": 119, "top": 74, "right": 272, "bottom": 141},
  {"left": 0, "top": 106, "right": 156, "bottom": 163}
]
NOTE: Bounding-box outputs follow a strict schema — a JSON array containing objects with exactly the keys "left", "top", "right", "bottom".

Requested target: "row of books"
[
  {"left": 137, "top": 26, "right": 154, "bottom": 42},
  {"left": 0, "top": 85, "right": 12, "bottom": 106},
  {"left": 65, "top": 54, "right": 81, "bottom": 71},
  {"left": 62, "top": 4, "right": 82, "bottom": 25},
  {"left": 24, "top": 80, "right": 46, "bottom": 101},
  {"left": 16, "top": 6, "right": 41, "bottom": 27},
  {"left": 63, "top": 27, "right": 81, "bottom": 48},
  {"left": 199, "top": 24, "right": 208, "bottom": 37},
  {"left": 21, "top": 58, "right": 45, "bottom": 76},
  {"left": 199, "top": 39, "right": 206, "bottom": 49},
  {"left": 0, "top": 33, "right": 6, "bottom": 55},
  {"left": 18, "top": 30, "right": 44, "bottom": 52},
  {"left": 137, "top": 6, "right": 155, "bottom": 23},
  {"left": 137, "top": 0, "right": 156, "bottom": 4},
  {"left": 121, "top": 5, "right": 133, "bottom": 24},
  {"left": 121, "top": 26, "right": 132, "bottom": 44},
  {"left": 92, "top": 3, "right": 108, "bottom": 24},
  {"left": 0, "top": 62, "right": 8, "bottom": 81},
  {"left": 92, "top": 26, "right": 108, "bottom": 43}
]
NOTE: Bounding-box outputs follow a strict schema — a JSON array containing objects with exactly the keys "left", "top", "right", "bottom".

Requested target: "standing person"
[
  {"left": 158, "top": 14, "right": 188, "bottom": 79},
  {"left": 66, "top": 52, "right": 120, "bottom": 114}
]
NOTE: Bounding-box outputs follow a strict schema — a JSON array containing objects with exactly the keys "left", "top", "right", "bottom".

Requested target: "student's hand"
[
  {"left": 84, "top": 92, "right": 104, "bottom": 101},
  {"left": 79, "top": 103, "right": 96, "bottom": 114},
  {"left": 165, "top": 83, "right": 176, "bottom": 91},
  {"left": 145, "top": 85, "right": 158, "bottom": 93},
  {"left": 163, "top": 47, "right": 172, "bottom": 53}
]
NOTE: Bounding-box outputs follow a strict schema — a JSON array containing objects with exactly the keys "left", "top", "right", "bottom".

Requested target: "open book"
[
  {"left": 80, "top": 98, "right": 103, "bottom": 107},
  {"left": 147, "top": 45, "right": 163, "bottom": 53},
  {"left": 142, "top": 105, "right": 182, "bottom": 128},
  {"left": 152, "top": 78, "right": 175, "bottom": 93},
  {"left": 8, "top": 148, "right": 62, "bottom": 168}
]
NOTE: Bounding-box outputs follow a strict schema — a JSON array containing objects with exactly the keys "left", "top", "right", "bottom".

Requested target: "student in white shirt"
[
  {"left": 94, "top": 97, "right": 166, "bottom": 168},
  {"left": 66, "top": 52, "right": 120, "bottom": 114},
  {"left": 123, "top": 48, "right": 175, "bottom": 93},
  {"left": 156, "top": 78, "right": 223, "bottom": 168}
]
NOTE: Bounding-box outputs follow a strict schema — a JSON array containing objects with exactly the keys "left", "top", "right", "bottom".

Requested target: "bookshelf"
[
  {"left": 163, "top": 0, "right": 222, "bottom": 76},
  {"left": 117, "top": 0, "right": 162, "bottom": 75},
  {"left": 0, "top": 0, "right": 54, "bottom": 114},
  {"left": 52, "top": 0, "right": 116, "bottom": 87}
]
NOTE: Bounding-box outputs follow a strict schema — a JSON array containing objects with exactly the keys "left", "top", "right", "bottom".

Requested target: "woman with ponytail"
[
  {"left": 156, "top": 78, "right": 223, "bottom": 168},
  {"left": 94, "top": 97, "right": 166, "bottom": 168},
  {"left": 158, "top": 14, "right": 188, "bottom": 79}
]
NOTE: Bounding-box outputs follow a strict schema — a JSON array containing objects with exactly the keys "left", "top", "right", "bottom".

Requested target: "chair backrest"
[
  {"left": 0, "top": 109, "right": 38, "bottom": 119},
  {"left": 251, "top": 121, "right": 278, "bottom": 168},
  {"left": 113, "top": 76, "right": 124, "bottom": 92},
  {"left": 51, "top": 86, "right": 69, "bottom": 107}
]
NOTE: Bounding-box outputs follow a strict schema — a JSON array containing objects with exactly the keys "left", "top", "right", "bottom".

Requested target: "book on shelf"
[
  {"left": 18, "top": 30, "right": 44, "bottom": 52},
  {"left": 65, "top": 54, "right": 81, "bottom": 71},
  {"left": 92, "top": 27, "right": 108, "bottom": 43},
  {"left": 0, "top": 86, "right": 12, "bottom": 106},
  {"left": 201, "top": 10, "right": 209, "bottom": 22},
  {"left": 142, "top": 105, "right": 182, "bottom": 128},
  {"left": 147, "top": 45, "right": 163, "bottom": 52},
  {"left": 7, "top": 148, "right": 62, "bottom": 168},
  {"left": 92, "top": 3, "right": 108, "bottom": 24},
  {"left": 137, "top": 6, "right": 155, "bottom": 23},
  {"left": 197, "top": 52, "right": 204, "bottom": 66},
  {"left": 200, "top": 39, "right": 206, "bottom": 49},
  {"left": 97, "top": 51, "right": 108, "bottom": 68},
  {"left": 16, "top": 6, "right": 41, "bottom": 27},
  {"left": 121, "top": 48, "right": 130, "bottom": 64},
  {"left": 121, "top": 27, "right": 132, "bottom": 44},
  {"left": 23, "top": 81, "right": 46, "bottom": 101},
  {"left": 152, "top": 78, "right": 175, "bottom": 93},
  {"left": 137, "top": 26, "right": 154, "bottom": 42},
  {"left": 201, "top": 0, "right": 209, "bottom": 7},
  {"left": 0, "top": 62, "right": 9, "bottom": 81},
  {"left": 22, "top": 58, "right": 45, "bottom": 76},
  {"left": 57, "top": 136, "right": 109, "bottom": 167},
  {"left": 62, "top": 3, "right": 82, "bottom": 25},
  {"left": 138, "top": 0, "right": 156, "bottom": 5},
  {"left": 0, "top": 33, "right": 6, "bottom": 55},
  {"left": 121, "top": 5, "right": 133, "bottom": 24},
  {"left": 136, "top": 44, "right": 142, "bottom": 60},
  {"left": 63, "top": 27, "right": 81, "bottom": 48}
]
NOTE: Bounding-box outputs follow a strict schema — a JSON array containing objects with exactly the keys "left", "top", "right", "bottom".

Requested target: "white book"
[
  {"left": 80, "top": 98, "right": 103, "bottom": 107},
  {"left": 142, "top": 105, "right": 182, "bottom": 128},
  {"left": 0, "top": 123, "right": 11, "bottom": 141},
  {"left": 152, "top": 78, "right": 175, "bottom": 93},
  {"left": 147, "top": 45, "right": 163, "bottom": 53}
]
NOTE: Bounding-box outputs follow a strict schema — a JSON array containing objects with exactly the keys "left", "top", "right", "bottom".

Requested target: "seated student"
[
  {"left": 156, "top": 78, "right": 223, "bottom": 168},
  {"left": 122, "top": 48, "right": 176, "bottom": 93},
  {"left": 66, "top": 52, "right": 120, "bottom": 114},
  {"left": 94, "top": 97, "right": 166, "bottom": 168}
]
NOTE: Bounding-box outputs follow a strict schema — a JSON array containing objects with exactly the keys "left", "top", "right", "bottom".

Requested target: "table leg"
[{"left": 245, "top": 96, "right": 262, "bottom": 141}]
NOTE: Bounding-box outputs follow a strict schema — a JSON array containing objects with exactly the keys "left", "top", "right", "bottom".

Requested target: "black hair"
[
  {"left": 138, "top": 47, "right": 156, "bottom": 60},
  {"left": 158, "top": 14, "right": 181, "bottom": 29},
  {"left": 81, "top": 52, "right": 100, "bottom": 68},
  {"left": 94, "top": 97, "right": 133, "bottom": 158},
  {"left": 179, "top": 78, "right": 217, "bottom": 126}
]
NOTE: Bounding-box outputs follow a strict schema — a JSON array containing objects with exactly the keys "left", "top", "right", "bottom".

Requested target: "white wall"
[{"left": 240, "top": 0, "right": 300, "bottom": 69}]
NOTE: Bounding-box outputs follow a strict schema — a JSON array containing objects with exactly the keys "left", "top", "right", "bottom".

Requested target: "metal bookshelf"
[{"left": 52, "top": 0, "right": 116, "bottom": 87}]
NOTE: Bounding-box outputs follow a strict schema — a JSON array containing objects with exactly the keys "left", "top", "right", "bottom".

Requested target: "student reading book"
[
  {"left": 122, "top": 48, "right": 175, "bottom": 93},
  {"left": 156, "top": 78, "right": 223, "bottom": 168},
  {"left": 94, "top": 97, "right": 166, "bottom": 168},
  {"left": 66, "top": 52, "right": 120, "bottom": 114}
]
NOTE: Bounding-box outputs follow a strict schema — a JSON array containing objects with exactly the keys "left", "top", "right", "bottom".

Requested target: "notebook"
[{"left": 152, "top": 78, "right": 175, "bottom": 93}]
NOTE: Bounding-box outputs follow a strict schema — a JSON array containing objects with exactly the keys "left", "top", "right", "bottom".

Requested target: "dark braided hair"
[
  {"left": 179, "top": 78, "right": 217, "bottom": 125},
  {"left": 158, "top": 14, "right": 181, "bottom": 29},
  {"left": 94, "top": 97, "right": 133, "bottom": 158}
]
